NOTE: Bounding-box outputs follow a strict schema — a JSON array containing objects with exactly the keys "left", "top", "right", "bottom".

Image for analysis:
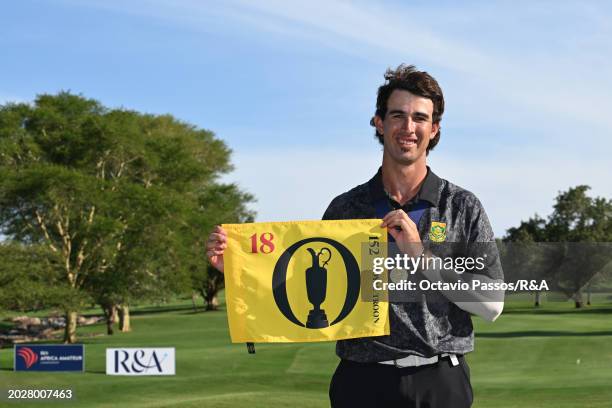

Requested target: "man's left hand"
[{"left": 380, "top": 209, "right": 424, "bottom": 257}]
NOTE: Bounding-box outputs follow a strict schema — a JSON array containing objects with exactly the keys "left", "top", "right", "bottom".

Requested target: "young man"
[{"left": 207, "top": 64, "right": 503, "bottom": 408}]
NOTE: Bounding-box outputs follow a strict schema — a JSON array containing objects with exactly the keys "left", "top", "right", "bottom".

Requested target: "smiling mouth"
[{"left": 397, "top": 138, "right": 417, "bottom": 147}]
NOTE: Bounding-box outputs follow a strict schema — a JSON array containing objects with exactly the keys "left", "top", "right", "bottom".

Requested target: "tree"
[
  {"left": 0, "top": 242, "right": 84, "bottom": 313},
  {"left": 0, "top": 165, "right": 127, "bottom": 342},
  {"left": 547, "top": 186, "right": 612, "bottom": 307},
  {"left": 185, "top": 184, "right": 254, "bottom": 311},
  {"left": 0, "top": 92, "right": 254, "bottom": 340},
  {"left": 504, "top": 186, "right": 612, "bottom": 308},
  {"left": 503, "top": 218, "right": 565, "bottom": 307}
]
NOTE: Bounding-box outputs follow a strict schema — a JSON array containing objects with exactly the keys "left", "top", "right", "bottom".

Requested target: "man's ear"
[
  {"left": 374, "top": 115, "right": 384, "bottom": 136},
  {"left": 430, "top": 122, "right": 440, "bottom": 140}
]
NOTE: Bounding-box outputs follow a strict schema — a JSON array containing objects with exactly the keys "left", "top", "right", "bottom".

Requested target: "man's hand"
[
  {"left": 380, "top": 209, "right": 423, "bottom": 257},
  {"left": 206, "top": 225, "right": 227, "bottom": 273}
]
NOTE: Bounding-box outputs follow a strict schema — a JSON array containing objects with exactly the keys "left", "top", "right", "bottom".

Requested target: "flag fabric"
[{"left": 223, "top": 219, "right": 390, "bottom": 343}]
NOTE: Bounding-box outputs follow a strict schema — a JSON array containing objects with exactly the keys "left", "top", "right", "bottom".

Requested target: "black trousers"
[{"left": 329, "top": 356, "right": 473, "bottom": 408}]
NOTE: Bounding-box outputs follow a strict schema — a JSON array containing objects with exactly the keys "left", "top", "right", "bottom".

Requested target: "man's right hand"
[{"left": 206, "top": 225, "right": 227, "bottom": 273}]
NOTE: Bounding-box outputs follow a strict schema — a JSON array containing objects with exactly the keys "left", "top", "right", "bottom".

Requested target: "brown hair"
[{"left": 370, "top": 64, "right": 445, "bottom": 153}]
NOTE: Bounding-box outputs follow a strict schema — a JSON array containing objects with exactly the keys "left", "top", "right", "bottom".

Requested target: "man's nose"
[{"left": 400, "top": 117, "right": 416, "bottom": 133}]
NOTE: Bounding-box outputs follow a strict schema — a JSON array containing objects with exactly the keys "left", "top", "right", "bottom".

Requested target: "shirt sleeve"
[
  {"left": 322, "top": 197, "right": 341, "bottom": 221},
  {"left": 465, "top": 197, "right": 504, "bottom": 282}
]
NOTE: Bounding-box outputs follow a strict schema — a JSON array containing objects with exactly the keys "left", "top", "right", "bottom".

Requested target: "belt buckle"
[
  {"left": 394, "top": 355, "right": 442, "bottom": 368},
  {"left": 393, "top": 355, "right": 416, "bottom": 368}
]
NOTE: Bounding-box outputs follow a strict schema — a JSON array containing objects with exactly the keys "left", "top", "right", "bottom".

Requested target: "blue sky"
[{"left": 2, "top": 0, "right": 611, "bottom": 236}]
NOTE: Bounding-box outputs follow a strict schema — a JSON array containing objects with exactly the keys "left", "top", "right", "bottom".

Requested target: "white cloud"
[
  {"left": 221, "top": 0, "right": 612, "bottom": 132},
  {"left": 69, "top": 0, "right": 612, "bottom": 136}
]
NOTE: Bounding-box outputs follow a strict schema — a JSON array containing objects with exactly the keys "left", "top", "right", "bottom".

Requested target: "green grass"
[{"left": 1, "top": 295, "right": 612, "bottom": 407}]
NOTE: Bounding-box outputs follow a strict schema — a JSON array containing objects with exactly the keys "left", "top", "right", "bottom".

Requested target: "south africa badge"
[{"left": 429, "top": 221, "right": 447, "bottom": 242}]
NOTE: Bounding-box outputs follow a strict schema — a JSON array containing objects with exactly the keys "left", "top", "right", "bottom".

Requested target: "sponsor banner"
[
  {"left": 14, "top": 344, "right": 84, "bottom": 372},
  {"left": 106, "top": 348, "right": 175, "bottom": 376},
  {"left": 223, "top": 219, "right": 390, "bottom": 343}
]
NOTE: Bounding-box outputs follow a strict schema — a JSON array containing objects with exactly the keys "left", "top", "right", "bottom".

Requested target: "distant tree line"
[
  {"left": 0, "top": 92, "right": 253, "bottom": 342},
  {"left": 503, "top": 186, "right": 612, "bottom": 308}
]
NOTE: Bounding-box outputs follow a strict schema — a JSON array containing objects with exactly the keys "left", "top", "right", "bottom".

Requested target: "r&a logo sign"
[{"left": 106, "top": 348, "right": 175, "bottom": 376}]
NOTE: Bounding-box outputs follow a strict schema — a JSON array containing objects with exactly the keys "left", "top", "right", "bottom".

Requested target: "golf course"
[{"left": 1, "top": 293, "right": 611, "bottom": 408}]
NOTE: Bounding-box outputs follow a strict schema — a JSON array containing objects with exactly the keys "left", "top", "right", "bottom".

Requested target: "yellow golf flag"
[{"left": 223, "top": 219, "right": 389, "bottom": 343}]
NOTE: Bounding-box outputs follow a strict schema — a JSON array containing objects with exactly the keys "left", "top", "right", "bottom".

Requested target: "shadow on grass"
[
  {"left": 116, "top": 302, "right": 228, "bottom": 316},
  {"left": 3, "top": 300, "right": 230, "bottom": 321},
  {"left": 179, "top": 307, "right": 227, "bottom": 315},
  {"left": 477, "top": 330, "right": 612, "bottom": 338},
  {"left": 128, "top": 305, "right": 199, "bottom": 316},
  {"left": 76, "top": 304, "right": 205, "bottom": 318},
  {"left": 503, "top": 306, "right": 612, "bottom": 315}
]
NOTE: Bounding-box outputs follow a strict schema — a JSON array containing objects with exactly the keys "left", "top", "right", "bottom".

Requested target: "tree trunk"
[
  {"left": 200, "top": 288, "right": 219, "bottom": 311},
  {"left": 573, "top": 291, "right": 583, "bottom": 308},
  {"left": 191, "top": 293, "right": 198, "bottom": 312},
  {"left": 205, "top": 294, "right": 219, "bottom": 311},
  {"left": 63, "top": 311, "right": 77, "bottom": 344},
  {"left": 203, "top": 269, "right": 223, "bottom": 311},
  {"left": 587, "top": 287, "right": 592, "bottom": 306},
  {"left": 101, "top": 302, "right": 117, "bottom": 335},
  {"left": 118, "top": 305, "right": 131, "bottom": 332},
  {"left": 534, "top": 291, "right": 541, "bottom": 307}
]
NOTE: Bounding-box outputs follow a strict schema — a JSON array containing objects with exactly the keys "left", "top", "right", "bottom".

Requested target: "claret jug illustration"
[{"left": 305, "top": 247, "right": 332, "bottom": 328}]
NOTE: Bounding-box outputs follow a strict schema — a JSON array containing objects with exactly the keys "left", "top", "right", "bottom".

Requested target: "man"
[{"left": 207, "top": 64, "right": 503, "bottom": 407}]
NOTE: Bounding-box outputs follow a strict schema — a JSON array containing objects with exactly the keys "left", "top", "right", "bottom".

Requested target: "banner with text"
[
  {"left": 106, "top": 348, "right": 175, "bottom": 376},
  {"left": 14, "top": 344, "right": 84, "bottom": 372}
]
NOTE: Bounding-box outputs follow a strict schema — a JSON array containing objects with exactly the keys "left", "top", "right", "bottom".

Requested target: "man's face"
[{"left": 375, "top": 89, "right": 439, "bottom": 166}]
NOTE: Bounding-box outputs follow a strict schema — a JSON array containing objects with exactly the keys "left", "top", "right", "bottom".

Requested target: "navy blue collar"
[{"left": 368, "top": 166, "right": 441, "bottom": 209}]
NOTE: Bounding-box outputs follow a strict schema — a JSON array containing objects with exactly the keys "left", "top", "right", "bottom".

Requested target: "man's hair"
[{"left": 370, "top": 64, "right": 445, "bottom": 154}]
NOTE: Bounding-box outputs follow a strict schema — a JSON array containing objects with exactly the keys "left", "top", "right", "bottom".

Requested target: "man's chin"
[
  {"left": 398, "top": 150, "right": 421, "bottom": 162},
  {"left": 395, "top": 156, "right": 420, "bottom": 166},
  {"left": 384, "top": 149, "right": 425, "bottom": 166}
]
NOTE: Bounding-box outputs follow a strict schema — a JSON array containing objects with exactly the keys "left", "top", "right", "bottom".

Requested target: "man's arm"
[
  {"left": 381, "top": 202, "right": 505, "bottom": 322},
  {"left": 419, "top": 258, "right": 504, "bottom": 322},
  {"left": 426, "top": 197, "right": 504, "bottom": 321}
]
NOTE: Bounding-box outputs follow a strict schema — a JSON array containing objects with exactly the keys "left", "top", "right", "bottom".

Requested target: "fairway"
[{"left": 2, "top": 295, "right": 612, "bottom": 408}]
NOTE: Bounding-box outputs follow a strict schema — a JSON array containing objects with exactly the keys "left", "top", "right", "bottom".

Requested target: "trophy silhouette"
[{"left": 305, "top": 247, "right": 332, "bottom": 328}]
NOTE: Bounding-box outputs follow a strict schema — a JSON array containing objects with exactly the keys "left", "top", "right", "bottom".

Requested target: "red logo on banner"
[{"left": 17, "top": 347, "right": 38, "bottom": 368}]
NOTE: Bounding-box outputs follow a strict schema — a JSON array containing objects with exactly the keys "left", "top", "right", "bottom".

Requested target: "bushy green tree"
[
  {"left": 0, "top": 92, "right": 254, "bottom": 340},
  {"left": 0, "top": 242, "right": 86, "bottom": 313}
]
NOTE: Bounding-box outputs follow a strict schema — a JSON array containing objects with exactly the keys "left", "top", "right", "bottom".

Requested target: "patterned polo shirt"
[{"left": 322, "top": 167, "right": 500, "bottom": 362}]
